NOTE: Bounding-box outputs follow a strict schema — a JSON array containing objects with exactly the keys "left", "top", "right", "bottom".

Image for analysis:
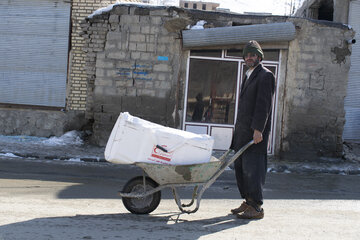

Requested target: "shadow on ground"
[{"left": 0, "top": 212, "right": 251, "bottom": 240}]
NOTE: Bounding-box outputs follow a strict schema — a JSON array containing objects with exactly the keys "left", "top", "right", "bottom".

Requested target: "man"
[{"left": 230, "top": 40, "right": 275, "bottom": 219}]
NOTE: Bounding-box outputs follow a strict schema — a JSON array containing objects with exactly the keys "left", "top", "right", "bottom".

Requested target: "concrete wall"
[
  {"left": 0, "top": 108, "right": 87, "bottom": 137},
  {"left": 282, "top": 19, "right": 354, "bottom": 158}
]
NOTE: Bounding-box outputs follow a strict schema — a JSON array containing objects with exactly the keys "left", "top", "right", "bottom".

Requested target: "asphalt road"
[{"left": 0, "top": 157, "right": 359, "bottom": 240}]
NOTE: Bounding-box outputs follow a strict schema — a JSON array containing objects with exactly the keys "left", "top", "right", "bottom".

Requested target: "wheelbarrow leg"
[
  {"left": 172, "top": 187, "right": 182, "bottom": 210},
  {"left": 181, "top": 186, "right": 198, "bottom": 208},
  {"left": 172, "top": 186, "right": 202, "bottom": 214}
]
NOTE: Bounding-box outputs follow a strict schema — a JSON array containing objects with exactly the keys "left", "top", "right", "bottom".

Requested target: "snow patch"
[
  {"left": 66, "top": 158, "right": 82, "bottom": 162},
  {"left": 189, "top": 20, "right": 207, "bottom": 30},
  {"left": 0, "top": 153, "right": 19, "bottom": 158},
  {"left": 41, "top": 131, "right": 84, "bottom": 146},
  {"left": 88, "top": 2, "right": 157, "bottom": 18}
]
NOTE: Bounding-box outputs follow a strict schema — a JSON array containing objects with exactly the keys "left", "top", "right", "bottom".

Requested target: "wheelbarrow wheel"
[{"left": 122, "top": 176, "right": 161, "bottom": 214}]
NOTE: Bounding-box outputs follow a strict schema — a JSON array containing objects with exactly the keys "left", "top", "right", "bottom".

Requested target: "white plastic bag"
[{"left": 104, "top": 112, "right": 214, "bottom": 165}]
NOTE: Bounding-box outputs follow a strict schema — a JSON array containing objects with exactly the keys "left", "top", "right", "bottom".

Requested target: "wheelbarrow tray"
[{"left": 136, "top": 157, "right": 222, "bottom": 185}]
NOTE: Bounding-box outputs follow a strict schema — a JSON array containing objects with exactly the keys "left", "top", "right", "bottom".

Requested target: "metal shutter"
[
  {"left": 343, "top": 0, "right": 360, "bottom": 140},
  {"left": 0, "top": 0, "right": 70, "bottom": 107}
]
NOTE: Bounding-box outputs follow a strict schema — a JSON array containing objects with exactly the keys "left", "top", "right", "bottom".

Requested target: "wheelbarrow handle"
[
  {"left": 232, "top": 140, "right": 254, "bottom": 160},
  {"left": 218, "top": 140, "right": 254, "bottom": 163}
]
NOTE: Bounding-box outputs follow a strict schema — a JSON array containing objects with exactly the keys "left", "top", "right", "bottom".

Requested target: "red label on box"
[{"left": 148, "top": 145, "right": 173, "bottom": 163}]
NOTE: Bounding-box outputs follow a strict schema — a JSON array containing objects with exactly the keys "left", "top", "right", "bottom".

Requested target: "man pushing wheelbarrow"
[
  {"left": 230, "top": 40, "right": 275, "bottom": 219},
  {"left": 105, "top": 40, "right": 274, "bottom": 220}
]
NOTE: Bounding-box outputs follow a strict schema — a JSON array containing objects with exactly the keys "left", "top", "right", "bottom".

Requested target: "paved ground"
[{"left": 0, "top": 157, "right": 359, "bottom": 240}]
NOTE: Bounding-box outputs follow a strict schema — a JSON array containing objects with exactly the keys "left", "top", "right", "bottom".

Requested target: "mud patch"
[{"left": 175, "top": 166, "right": 192, "bottom": 181}]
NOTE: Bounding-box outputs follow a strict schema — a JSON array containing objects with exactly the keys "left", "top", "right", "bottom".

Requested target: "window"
[
  {"left": 226, "top": 49, "right": 280, "bottom": 61},
  {"left": 190, "top": 49, "right": 222, "bottom": 58},
  {"left": 186, "top": 59, "right": 238, "bottom": 124},
  {"left": 193, "top": 3, "right": 197, "bottom": 9},
  {"left": 184, "top": 2, "right": 188, "bottom": 8},
  {"left": 202, "top": 4, "right": 206, "bottom": 10},
  {"left": 184, "top": 49, "right": 280, "bottom": 152}
]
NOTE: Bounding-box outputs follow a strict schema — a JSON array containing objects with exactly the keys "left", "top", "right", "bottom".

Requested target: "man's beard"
[{"left": 245, "top": 58, "right": 260, "bottom": 68}]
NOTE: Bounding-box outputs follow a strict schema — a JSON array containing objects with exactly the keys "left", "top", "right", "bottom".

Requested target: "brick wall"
[{"left": 68, "top": 0, "right": 115, "bottom": 112}]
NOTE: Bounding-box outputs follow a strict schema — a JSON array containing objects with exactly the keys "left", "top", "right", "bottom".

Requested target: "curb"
[{"left": 0, "top": 151, "right": 107, "bottom": 163}]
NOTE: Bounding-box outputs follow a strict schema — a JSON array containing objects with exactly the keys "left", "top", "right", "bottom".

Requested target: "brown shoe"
[
  {"left": 236, "top": 205, "right": 264, "bottom": 219},
  {"left": 231, "top": 201, "right": 249, "bottom": 214}
]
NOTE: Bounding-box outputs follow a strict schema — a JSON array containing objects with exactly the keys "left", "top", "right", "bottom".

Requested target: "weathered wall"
[
  {"left": 0, "top": 108, "right": 87, "bottom": 137},
  {"left": 81, "top": 4, "right": 354, "bottom": 159},
  {"left": 68, "top": 0, "right": 117, "bottom": 112},
  {"left": 282, "top": 19, "right": 354, "bottom": 158},
  {"left": 81, "top": 5, "right": 289, "bottom": 146},
  {"left": 81, "top": 5, "right": 183, "bottom": 145}
]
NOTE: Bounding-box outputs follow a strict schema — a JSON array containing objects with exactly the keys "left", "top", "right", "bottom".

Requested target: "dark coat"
[{"left": 230, "top": 63, "right": 275, "bottom": 154}]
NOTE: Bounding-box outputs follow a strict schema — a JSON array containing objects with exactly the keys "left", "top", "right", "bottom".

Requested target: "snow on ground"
[
  {"left": 0, "top": 131, "right": 359, "bottom": 175},
  {"left": 41, "top": 131, "right": 84, "bottom": 146}
]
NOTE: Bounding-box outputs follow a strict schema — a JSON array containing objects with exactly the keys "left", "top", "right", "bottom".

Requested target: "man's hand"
[{"left": 253, "top": 129, "right": 263, "bottom": 144}]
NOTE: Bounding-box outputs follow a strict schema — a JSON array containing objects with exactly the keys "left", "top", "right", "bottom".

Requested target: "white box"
[{"left": 105, "top": 112, "right": 214, "bottom": 165}]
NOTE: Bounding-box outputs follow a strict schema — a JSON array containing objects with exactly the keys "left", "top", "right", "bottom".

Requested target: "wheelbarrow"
[{"left": 119, "top": 140, "right": 254, "bottom": 214}]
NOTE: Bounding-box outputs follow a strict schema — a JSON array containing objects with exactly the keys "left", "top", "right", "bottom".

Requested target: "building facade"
[
  {"left": 296, "top": 0, "right": 360, "bottom": 142},
  {"left": 180, "top": 0, "right": 219, "bottom": 11},
  {"left": 0, "top": 1, "right": 356, "bottom": 160},
  {"left": 80, "top": 3, "right": 354, "bottom": 159}
]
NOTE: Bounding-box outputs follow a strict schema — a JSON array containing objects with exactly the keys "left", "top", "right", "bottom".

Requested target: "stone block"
[
  {"left": 126, "top": 87, "right": 137, "bottom": 96},
  {"left": 104, "top": 41, "right": 116, "bottom": 50},
  {"left": 131, "top": 52, "right": 141, "bottom": 60},
  {"left": 112, "top": 5, "right": 129, "bottom": 15},
  {"left": 155, "top": 81, "right": 171, "bottom": 89},
  {"left": 103, "top": 86, "right": 118, "bottom": 96},
  {"left": 134, "top": 8, "right": 150, "bottom": 16},
  {"left": 150, "top": 26, "right": 160, "bottom": 34},
  {"left": 129, "top": 33, "right": 146, "bottom": 42},
  {"left": 107, "top": 51, "right": 127, "bottom": 60},
  {"left": 139, "top": 16, "right": 151, "bottom": 24},
  {"left": 150, "top": 9, "right": 169, "bottom": 17},
  {"left": 106, "top": 32, "right": 122, "bottom": 41},
  {"left": 115, "top": 60, "right": 134, "bottom": 69},
  {"left": 146, "top": 35, "right": 155, "bottom": 43},
  {"left": 109, "top": 15, "right": 119, "bottom": 23},
  {"left": 106, "top": 69, "right": 117, "bottom": 77},
  {"left": 121, "top": 15, "right": 139, "bottom": 25},
  {"left": 95, "top": 58, "right": 114, "bottom": 69},
  {"left": 95, "top": 68, "right": 106, "bottom": 77},
  {"left": 140, "top": 52, "right": 151, "bottom": 60},
  {"left": 136, "top": 43, "right": 147, "bottom": 51},
  {"left": 146, "top": 43, "right": 155, "bottom": 52},
  {"left": 129, "top": 42, "right": 137, "bottom": 51},
  {"left": 115, "top": 79, "right": 133, "bottom": 88},
  {"left": 129, "top": 25, "right": 141, "bottom": 33},
  {"left": 95, "top": 78, "right": 113, "bottom": 87},
  {"left": 154, "top": 63, "right": 171, "bottom": 72},
  {"left": 141, "top": 26, "right": 150, "bottom": 34}
]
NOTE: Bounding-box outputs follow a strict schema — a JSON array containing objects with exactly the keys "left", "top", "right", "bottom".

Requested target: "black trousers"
[{"left": 234, "top": 151, "right": 267, "bottom": 208}]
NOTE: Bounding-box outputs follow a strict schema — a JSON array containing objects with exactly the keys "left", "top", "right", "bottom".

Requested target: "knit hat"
[{"left": 243, "top": 40, "right": 264, "bottom": 60}]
